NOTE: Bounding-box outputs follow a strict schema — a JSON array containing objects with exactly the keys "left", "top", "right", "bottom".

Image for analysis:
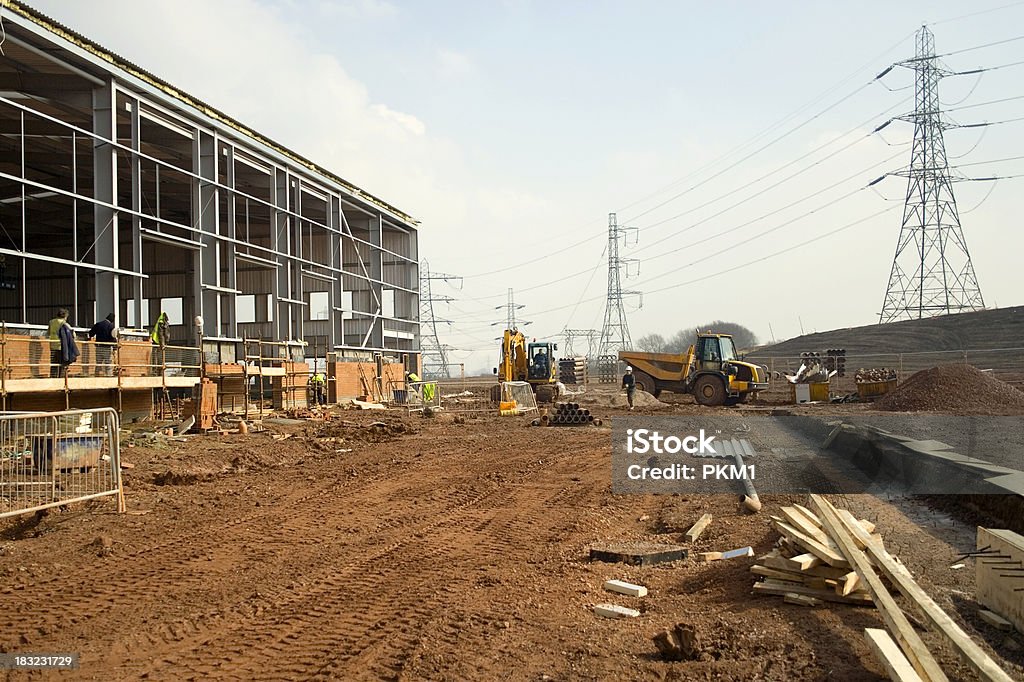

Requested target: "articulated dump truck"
[{"left": 618, "top": 331, "right": 769, "bottom": 406}]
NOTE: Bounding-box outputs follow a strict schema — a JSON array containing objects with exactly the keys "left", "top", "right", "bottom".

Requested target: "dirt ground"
[{"left": 1, "top": 388, "right": 1023, "bottom": 681}]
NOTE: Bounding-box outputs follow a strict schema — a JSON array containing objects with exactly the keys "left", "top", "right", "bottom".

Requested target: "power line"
[
  {"left": 634, "top": 151, "right": 905, "bottom": 269},
  {"left": 929, "top": 0, "right": 1024, "bottom": 26},
  {"left": 453, "top": 101, "right": 911, "bottom": 305},
  {"left": 621, "top": 81, "right": 877, "bottom": 225},
  {"left": 631, "top": 126, "right": 906, "bottom": 256},
  {"left": 504, "top": 204, "right": 902, "bottom": 321},
  {"left": 616, "top": 30, "right": 917, "bottom": 221},
  {"left": 630, "top": 95, "right": 912, "bottom": 236},
  {"left": 456, "top": 32, "right": 916, "bottom": 282},
  {"left": 946, "top": 93, "right": 1024, "bottom": 112}
]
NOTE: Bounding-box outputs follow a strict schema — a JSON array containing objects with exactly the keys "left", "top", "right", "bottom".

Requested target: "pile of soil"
[
  {"left": 306, "top": 418, "right": 418, "bottom": 443},
  {"left": 877, "top": 364, "right": 1024, "bottom": 414},
  {"left": 579, "top": 390, "right": 667, "bottom": 409}
]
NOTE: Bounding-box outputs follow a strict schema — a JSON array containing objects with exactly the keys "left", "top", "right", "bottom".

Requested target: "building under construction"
[{"left": 0, "top": 2, "right": 420, "bottom": 416}]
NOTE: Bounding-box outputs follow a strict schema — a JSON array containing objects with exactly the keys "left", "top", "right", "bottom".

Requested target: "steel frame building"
[{"left": 0, "top": 1, "right": 420, "bottom": 365}]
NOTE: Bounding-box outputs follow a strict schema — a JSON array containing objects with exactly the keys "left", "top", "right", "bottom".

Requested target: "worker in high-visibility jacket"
[
  {"left": 310, "top": 371, "right": 327, "bottom": 406},
  {"left": 149, "top": 311, "right": 169, "bottom": 378}
]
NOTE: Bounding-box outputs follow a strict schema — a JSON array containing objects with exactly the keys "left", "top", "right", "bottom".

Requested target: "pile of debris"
[
  {"left": 855, "top": 368, "right": 897, "bottom": 383},
  {"left": 752, "top": 495, "right": 1013, "bottom": 681},
  {"left": 786, "top": 353, "right": 833, "bottom": 384},
  {"left": 877, "top": 364, "right": 1024, "bottom": 413},
  {"left": 753, "top": 503, "right": 875, "bottom": 606}
]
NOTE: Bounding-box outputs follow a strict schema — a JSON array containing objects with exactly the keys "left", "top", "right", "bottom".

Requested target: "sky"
[{"left": 27, "top": 0, "right": 1024, "bottom": 373}]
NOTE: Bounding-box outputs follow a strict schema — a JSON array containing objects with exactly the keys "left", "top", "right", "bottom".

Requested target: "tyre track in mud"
[
  {"left": 0, "top": 436, "right": 511, "bottom": 655},
  {"left": 127, "top": 451, "right": 576, "bottom": 678},
  {"left": 80, "top": 429, "right": 606, "bottom": 679}
]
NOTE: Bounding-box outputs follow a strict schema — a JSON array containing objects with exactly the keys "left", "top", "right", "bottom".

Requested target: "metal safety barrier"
[
  {"left": 403, "top": 381, "right": 441, "bottom": 412},
  {"left": 0, "top": 408, "right": 123, "bottom": 520}
]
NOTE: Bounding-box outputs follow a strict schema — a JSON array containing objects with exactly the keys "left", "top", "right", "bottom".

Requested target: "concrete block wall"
[
  {"left": 328, "top": 362, "right": 404, "bottom": 401},
  {"left": 2, "top": 334, "right": 155, "bottom": 378},
  {"left": 206, "top": 364, "right": 247, "bottom": 413},
  {"left": 272, "top": 362, "right": 310, "bottom": 410},
  {"left": 7, "top": 389, "right": 152, "bottom": 421}
]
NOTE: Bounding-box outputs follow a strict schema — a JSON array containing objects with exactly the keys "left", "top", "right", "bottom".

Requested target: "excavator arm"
[{"left": 497, "top": 329, "right": 528, "bottom": 382}]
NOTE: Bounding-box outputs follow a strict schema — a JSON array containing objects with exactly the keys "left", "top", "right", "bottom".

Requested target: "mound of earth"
[
  {"left": 579, "top": 390, "right": 667, "bottom": 409},
  {"left": 877, "top": 364, "right": 1024, "bottom": 414}
]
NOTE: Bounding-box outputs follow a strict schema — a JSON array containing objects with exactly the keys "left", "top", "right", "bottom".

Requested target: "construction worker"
[
  {"left": 150, "top": 311, "right": 169, "bottom": 377},
  {"left": 150, "top": 311, "right": 169, "bottom": 347},
  {"left": 310, "top": 371, "right": 327, "bottom": 406},
  {"left": 47, "top": 308, "right": 79, "bottom": 378},
  {"left": 88, "top": 312, "right": 117, "bottom": 377},
  {"left": 622, "top": 366, "right": 636, "bottom": 411},
  {"left": 405, "top": 371, "right": 421, "bottom": 402}
]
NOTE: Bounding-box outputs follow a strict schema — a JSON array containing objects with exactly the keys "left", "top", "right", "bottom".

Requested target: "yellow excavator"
[
  {"left": 618, "top": 331, "right": 768, "bottom": 406},
  {"left": 493, "top": 328, "right": 560, "bottom": 403}
]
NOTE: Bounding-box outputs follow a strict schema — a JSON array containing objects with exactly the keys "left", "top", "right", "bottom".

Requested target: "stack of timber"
[
  {"left": 752, "top": 503, "right": 875, "bottom": 606},
  {"left": 752, "top": 496, "right": 1014, "bottom": 682}
]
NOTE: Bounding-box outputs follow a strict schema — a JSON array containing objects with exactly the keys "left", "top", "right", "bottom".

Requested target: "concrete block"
[
  {"left": 590, "top": 541, "right": 687, "bottom": 566},
  {"left": 594, "top": 603, "right": 640, "bottom": 619},
  {"left": 603, "top": 580, "right": 648, "bottom": 597}
]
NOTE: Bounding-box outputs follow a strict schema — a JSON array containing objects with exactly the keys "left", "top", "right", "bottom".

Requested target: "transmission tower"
[
  {"left": 597, "top": 213, "right": 641, "bottom": 359},
  {"left": 496, "top": 288, "right": 528, "bottom": 330},
  {"left": 419, "top": 259, "right": 460, "bottom": 380},
  {"left": 562, "top": 328, "right": 601, "bottom": 358},
  {"left": 879, "top": 25, "right": 984, "bottom": 323}
]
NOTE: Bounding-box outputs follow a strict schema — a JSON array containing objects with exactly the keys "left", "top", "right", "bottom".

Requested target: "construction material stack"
[
  {"left": 531, "top": 402, "right": 602, "bottom": 427},
  {"left": 750, "top": 496, "right": 1014, "bottom": 682},
  {"left": 855, "top": 368, "right": 899, "bottom": 401},
  {"left": 559, "top": 357, "right": 587, "bottom": 385}
]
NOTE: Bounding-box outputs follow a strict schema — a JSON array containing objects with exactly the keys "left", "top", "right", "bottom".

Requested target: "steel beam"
[{"left": 91, "top": 80, "right": 118, "bottom": 319}]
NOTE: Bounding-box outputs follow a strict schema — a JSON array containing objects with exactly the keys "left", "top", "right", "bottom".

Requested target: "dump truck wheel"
[
  {"left": 693, "top": 375, "right": 726, "bottom": 406},
  {"left": 633, "top": 371, "right": 660, "bottom": 398},
  {"left": 535, "top": 385, "right": 556, "bottom": 403}
]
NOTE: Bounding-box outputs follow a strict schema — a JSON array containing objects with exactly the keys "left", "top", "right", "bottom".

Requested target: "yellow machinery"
[
  {"left": 493, "top": 328, "right": 560, "bottom": 403},
  {"left": 618, "top": 331, "right": 768, "bottom": 406}
]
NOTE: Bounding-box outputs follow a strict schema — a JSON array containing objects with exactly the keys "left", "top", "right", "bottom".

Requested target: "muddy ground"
[{"left": 1, "top": 387, "right": 1023, "bottom": 681}]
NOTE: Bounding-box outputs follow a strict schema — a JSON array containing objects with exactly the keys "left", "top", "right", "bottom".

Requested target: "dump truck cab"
[{"left": 618, "top": 331, "right": 768, "bottom": 406}]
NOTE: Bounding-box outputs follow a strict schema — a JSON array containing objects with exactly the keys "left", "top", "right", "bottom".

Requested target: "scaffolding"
[{"left": 0, "top": 3, "right": 420, "bottom": 400}]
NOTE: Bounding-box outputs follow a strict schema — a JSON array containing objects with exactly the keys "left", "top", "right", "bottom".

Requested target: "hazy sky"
[{"left": 29, "top": 0, "right": 1024, "bottom": 372}]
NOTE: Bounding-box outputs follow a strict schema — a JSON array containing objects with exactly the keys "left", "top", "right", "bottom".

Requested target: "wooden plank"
[
  {"left": 832, "top": 510, "right": 1014, "bottom": 682},
  {"left": 792, "top": 503, "right": 822, "bottom": 528},
  {"left": 978, "top": 609, "right": 1013, "bottom": 632},
  {"left": 751, "top": 565, "right": 832, "bottom": 591},
  {"left": 760, "top": 555, "right": 851, "bottom": 580},
  {"left": 786, "top": 552, "right": 822, "bottom": 571},
  {"left": 773, "top": 520, "right": 850, "bottom": 568},
  {"left": 864, "top": 628, "right": 924, "bottom": 682},
  {"left": 784, "top": 593, "right": 821, "bottom": 607},
  {"left": 977, "top": 527, "right": 1024, "bottom": 637},
  {"left": 780, "top": 507, "right": 833, "bottom": 546},
  {"left": 808, "top": 495, "right": 947, "bottom": 682},
  {"left": 839, "top": 571, "right": 861, "bottom": 597},
  {"left": 752, "top": 580, "right": 873, "bottom": 605},
  {"left": 684, "top": 513, "right": 713, "bottom": 543},
  {"left": 700, "top": 546, "right": 752, "bottom": 562}
]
